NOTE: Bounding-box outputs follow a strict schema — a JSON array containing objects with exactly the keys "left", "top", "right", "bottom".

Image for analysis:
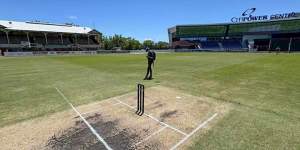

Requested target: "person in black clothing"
[{"left": 144, "top": 48, "right": 156, "bottom": 80}]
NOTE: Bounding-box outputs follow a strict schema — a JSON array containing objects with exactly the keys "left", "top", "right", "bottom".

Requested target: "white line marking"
[
  {"left": 170, "top": 113, "right": 218, "bottom": 150},
  {"left": 145, "top": 113, "right": 187, "bottom": 136},
  {"left": 55, "top": 87, "right": 113, "bottom": 150},
  {"left": 116, "top": 99, "right": 135, "bottom": 109},
  {"left": 135, "top": 126, "right": 167, "bottom": 146},
  {"left": 115, "top": 99, "right": 187, "bottom": 136},
  {"left": 112, "top": 102, "right": 121, "bottom": 106}
]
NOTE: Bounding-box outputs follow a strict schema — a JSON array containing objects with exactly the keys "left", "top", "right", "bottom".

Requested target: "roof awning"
[{"left": 0, "top": 20, "right": 97, "bottom": 34}]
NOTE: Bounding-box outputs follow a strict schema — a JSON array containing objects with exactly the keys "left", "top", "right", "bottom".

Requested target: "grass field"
[{"left": 0, "top": 53, "right": 299, "bottom": 149}]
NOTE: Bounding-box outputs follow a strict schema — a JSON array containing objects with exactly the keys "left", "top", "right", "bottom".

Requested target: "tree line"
[{"left": 101, "top": 34, "right": 169, "bottom": 50}]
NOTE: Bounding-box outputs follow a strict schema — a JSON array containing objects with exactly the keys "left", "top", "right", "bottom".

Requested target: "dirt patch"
[
  {"left": 148, "top": 101, "right": 164, "bottom": 110},
  {"left": 0, "top": 110, "right": 76, "bottom": 150},
  {"left": 138, "top": 141, "right": 161, "bottom": 150},
  {"left": 46, "top": 113, "right": 139, "bottom": 150},
  {"left": 159, "top": 110, "right": 178, "bottom": 122},
  {"left": 135, "top": 128, "right": 184, "bottom": 150}
]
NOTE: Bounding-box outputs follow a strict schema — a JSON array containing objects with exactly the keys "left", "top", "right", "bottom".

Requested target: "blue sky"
[{"left": 1, "top": 0, "right": 299, "bottom": 42}]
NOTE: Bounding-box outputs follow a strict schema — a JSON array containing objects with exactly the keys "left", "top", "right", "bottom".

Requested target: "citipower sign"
[{"left": 231, "top": 8, "right": 298, "bottom": 23}]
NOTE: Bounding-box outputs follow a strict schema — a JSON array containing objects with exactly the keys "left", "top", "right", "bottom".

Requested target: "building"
[
  {"left": 0, "top": 20, "right": 101, "bottom": 53},
  {"left": 168, "top": 14, "right": 300, "bottom": 52}
]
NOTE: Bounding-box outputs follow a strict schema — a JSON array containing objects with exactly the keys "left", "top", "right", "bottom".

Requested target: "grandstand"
[
  {"left": 0, "top": 20, "right": 101, "bottom": 53},
  {"left": 169, "top": 18, "right": 300, "bottom": 52}
]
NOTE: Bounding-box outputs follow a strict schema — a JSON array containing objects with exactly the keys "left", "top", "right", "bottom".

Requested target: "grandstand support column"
[
  {"left": 74, "top": 34, "right": 78, "bottom": 44},
  {"left": 75, "top": 34, "right": 79, "bottom": 50},
  {"left": 60, "top": 34, "right": 63, "bottom": 45},
  {"left": 26, "top": 32, "right": 30, "bottom": 43},
  {"left": 96, "top": 35, "right": 100, "bottom": 44},
  {"left": 288, "top": 37, "right": 292, "bottom": 53},
  {"left": 87, "top": 34, "right": 90, "bottom": 45},
  {"left": 26, "top": 32, "right": 31, "bottom": 48},
  {"left": 268, "top": 39, "right": 272, "bottom": 52},
  {"left": 5, "top": 31, "right": 10, "bottom": 44},
  {"left": 44, "top": 33, "right": 48, "bottom": 45}
]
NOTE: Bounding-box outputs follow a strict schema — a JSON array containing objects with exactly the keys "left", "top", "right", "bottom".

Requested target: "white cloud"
[{"left": 67, "top": 16, "right": 78, "bottom": 20}]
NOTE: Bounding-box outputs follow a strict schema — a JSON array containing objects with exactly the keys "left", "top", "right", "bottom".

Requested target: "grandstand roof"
[
  {"left": 172, "top": 17, "right": 300, "bottom": 28},
  {"left": 0, "top": 20, "right": 94, "bottom": 34}
]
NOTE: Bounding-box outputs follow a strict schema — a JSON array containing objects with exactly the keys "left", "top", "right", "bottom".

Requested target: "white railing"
[{"left": 4, "top": 51, "right": 98, "bottom": 56}]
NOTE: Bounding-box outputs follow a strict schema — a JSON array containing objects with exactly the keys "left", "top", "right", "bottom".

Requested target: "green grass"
[{"left": 0, "top": 53, "right": 299, "bottom": 149}]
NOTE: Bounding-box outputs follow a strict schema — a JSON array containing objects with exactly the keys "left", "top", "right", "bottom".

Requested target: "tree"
[
  {"left": 101, "top": 33, "right": 170, "bottom": 50},
  {"left": 155, "top": 41, "right": 169, "bottom": 49},
  {"left": 101, "top": 34, "right": 142, "bottom": 50},
  {"left": 102, "top": 36, "right": 114, "bottom": 50},
  {"left": 111, "top": 34, "right": 125, "bottom": 48},
  {"left": 143, "top": 40, "right": 155, "bottom": 49},
  {"left": 124, "top": 38, "right": 142, "bottom": 50}
]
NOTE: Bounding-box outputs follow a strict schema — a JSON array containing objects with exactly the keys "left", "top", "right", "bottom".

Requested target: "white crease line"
[
  {"left": 55, "top": 87, "right": 113, "bottom": 150},
  {"left": 170, "top": 113, "right": 218, "bottom": 150},
  {"left": 135, "top": 126, "right": 167, "bottom": 146},
  {"left": 144, "top": 114, "right": 187, "bottom": 136},
  {"left": 112, "top": 102, "right": 121, "bottom": 106},
  {"left": 115, "top": 99, "right": 135, "bottom": 109},
  {"left": 115, "top": 99, "right": 187, "bottom": 136}
]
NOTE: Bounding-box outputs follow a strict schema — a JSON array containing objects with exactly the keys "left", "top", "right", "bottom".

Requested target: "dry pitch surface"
[{"left": 0, "top": 86, "right": 230, "bottom": 150}]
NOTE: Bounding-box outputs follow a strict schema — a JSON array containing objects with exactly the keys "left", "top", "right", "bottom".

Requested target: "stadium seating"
[
  {"left": 222, "top": 40, "right": 242, "bottom": 50},
  {"left": 34, "top": 35, "right": 47, "bottom": 45},
  {"left": 173, "top": 40, "right": 195, "bottom": 49},
  {"left": 77, "top": 35, "right": 89, "bottom": 45},
  {"left": 89, "top": 36, "right": 99, "bottom": 45},
  {"left": 8, "top": 32, "right": 28, "bottom": 44},
  {"left": 200, "top": 41, "right": 220, "bottom": 49},
  {"left": 291, "top": 38, "right": 300, "bottom": 51},
  {"left": 253, "top": 39, "right": 270, "bottom": 51},
  {"left": 271, "top": 38, "right": 290, "bottom": 51},
  {"left": 62, "top": 35, "right": 73, "bottom": 45},
  {"left": 47, "top": 34, "right": 61, "bottom": 45},
  {"left": 0, "top": 31, "right": 8, "bottom": 44}
]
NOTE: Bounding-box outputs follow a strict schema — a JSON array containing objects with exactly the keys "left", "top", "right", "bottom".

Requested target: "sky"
[{"left": 1, "top": 0, "right": 299, "bottom": 42}]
